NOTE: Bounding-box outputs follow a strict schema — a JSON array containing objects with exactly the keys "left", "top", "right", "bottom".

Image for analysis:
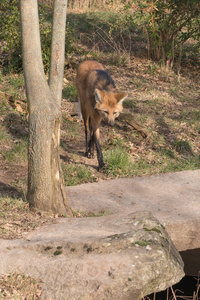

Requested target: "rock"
[
  {"left": 66, "top": 169, "right": 200, "bottom": 251},
  {"left": 0, "top": 211, "right": 184, "bottom": 300}
]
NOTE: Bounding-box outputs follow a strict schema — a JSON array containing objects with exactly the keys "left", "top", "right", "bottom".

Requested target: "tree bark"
[{"left": 20, "top": 0, "right": 72, "bottom": 216}]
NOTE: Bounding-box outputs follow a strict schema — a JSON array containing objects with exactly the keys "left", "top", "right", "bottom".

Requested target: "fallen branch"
[{"left": 118, "top": 113, "right": 148, "bottom": 138}]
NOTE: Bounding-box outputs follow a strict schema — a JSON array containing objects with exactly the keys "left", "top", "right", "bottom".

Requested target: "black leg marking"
[
  {"left": 88, "top": 117, "right": 94, "bottom": 158},
  {"left": 84, "top": 123, "right": 88, "bottom": 157},
  {"left": 95, "top": 137, "right": 105, "bottom": 170},
  {"left": 88, "top": 134, "right": 95, "bottom": 158}
]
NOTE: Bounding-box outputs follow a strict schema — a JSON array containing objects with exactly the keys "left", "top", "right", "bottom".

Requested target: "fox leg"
[
  {"left": 82, "top": 108, "right": 90, "bottom": 157},
  {"left": 83, "top": 116, "right": 95, "bottom": 158},
  {"left": 84, "top": 120, "right": 90, "bottom": 157},
  {"left": 89, "top": 118, "right": 104, "bottom": 170},
  {"left": 88, "top": 118, "right": 95, "bottom": 158},
  {"left": 93, "top": 128, "right": 105, "bottom": 170}
]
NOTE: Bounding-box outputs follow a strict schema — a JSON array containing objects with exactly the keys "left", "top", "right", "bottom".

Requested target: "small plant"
[
  {"left": 104, "top": 146, "right": 134, "bottom": 177},
  {"left": 3, "top": 140, "right": 28, "bottom": 162},
  {"left": 181, "top": 108, "right": 200, "bottom": 125},
  {"left": 159, "top": 148, "right": 175, "bottom": 159},
  {"left": 173, "top": 139, "right": 193, "bottom": 155},
  {"left": 7, "top": 74, "right": 25, "bottom": 90},
  {"left": 71, "top": 208, "right": 110, "bottom": 218},
  {"left": 147, "top": 62, "right": 158, "bottom": 75},
  {"left": 62, "top": 163, "right": 96, "bottom": 186},
  {"left": 109, "top": 51, "right": 130, "bottom": 67},
  {"left": 62, "top": 84, "right": 78, "bottom": 101},
  {"left": 61, "top": 117, "right": 80, "bottom": 139},
  {"left": 123, "top": 99, "right": 136, "bottom": 109},
  {"left": 0, "top": 125, "right": 11, "bottom": 142},
  {"left": 162, "top": 155, "right": 200, "bottom": 173}
]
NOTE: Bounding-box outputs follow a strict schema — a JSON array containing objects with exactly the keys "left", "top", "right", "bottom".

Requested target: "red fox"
[{"left": 75, "top": 60, "right": 128, "bottom": 170}]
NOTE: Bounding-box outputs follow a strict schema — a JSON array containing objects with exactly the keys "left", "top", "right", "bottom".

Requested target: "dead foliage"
[{"left": 0, "top": 272, "right": 42, "bottom": 299}]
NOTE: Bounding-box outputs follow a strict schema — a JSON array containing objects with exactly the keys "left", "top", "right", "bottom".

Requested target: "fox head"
[{"left": 94, "top": 89, "right": 128, "bottom": 126}]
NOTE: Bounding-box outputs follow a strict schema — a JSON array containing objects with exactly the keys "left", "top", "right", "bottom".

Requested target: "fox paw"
[
  {"left": 98, "top": 162, "right": 105, "bottom": 171},
  {"left": 88, "top": 153, "right": 94, "bottom": 159},
  {"left": 85, "top": 151, "right": 94, "bottom": 159}
]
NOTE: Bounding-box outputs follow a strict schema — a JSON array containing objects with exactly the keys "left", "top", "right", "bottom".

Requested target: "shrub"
[
  {"left": 123, "top": 0, "right": 200, "bottom": 65},
  {"left": 0, "top": 1, "right": 75, "bottom": 73},
  {"left": 0, "top": 0, "right": 22, "bottom": 72}
]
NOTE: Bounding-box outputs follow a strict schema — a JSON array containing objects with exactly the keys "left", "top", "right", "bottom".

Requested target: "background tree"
[
  {"left": 133, "top": 0, "right": 200, "bottom": 64},
  {"left": 20, "top": 0, "right": 72, "bottom": 216},
  {"left": 116, "top": 0, "right": 200, "bottom": 67}
]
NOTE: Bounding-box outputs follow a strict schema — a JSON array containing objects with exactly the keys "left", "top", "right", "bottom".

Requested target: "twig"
[{"left": 118, "top": 113, "right": 148, "bottom": 138}]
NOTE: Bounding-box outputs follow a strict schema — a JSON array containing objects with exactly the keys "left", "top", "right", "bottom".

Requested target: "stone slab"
[
  {"left": 0, "top": 212, "right": 184, "bottom": 300},
  {"left": 66, "top": 170, "right": 200, "bottom": 251}
]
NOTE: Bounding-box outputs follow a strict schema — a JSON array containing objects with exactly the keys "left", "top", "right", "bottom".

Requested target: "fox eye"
[
  {"left": 113, "top": 111, "right": 118, "bottom": 115},
  {"left": 103, "top": 110, "right": 108, "bottom": 114}
]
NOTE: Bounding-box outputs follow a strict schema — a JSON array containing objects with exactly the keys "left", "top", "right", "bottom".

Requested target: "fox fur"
[{"left": 75, "top": 60, "right": 128, "bottom": 170}]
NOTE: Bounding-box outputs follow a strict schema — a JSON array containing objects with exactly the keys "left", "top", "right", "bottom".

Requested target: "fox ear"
[
  {"left": 115, "top": 93, "right": 128, "bottom": 105},
  {"left": 94, "top": 89, "right": 103, "bottom": 103}
]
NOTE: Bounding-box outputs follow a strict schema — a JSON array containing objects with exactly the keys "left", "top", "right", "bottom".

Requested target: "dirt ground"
[
  {"left": 0, "top": 62, "right": 144, "bottom": 191},
  {"left": 0, "top": 58, "right": 200, "bottom": 240},
  {"left": 1, "top": 59, "right": 200, "bottom": 190}
]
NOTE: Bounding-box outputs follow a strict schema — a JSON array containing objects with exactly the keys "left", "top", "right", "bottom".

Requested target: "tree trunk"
[{"left": 20, "top": 0, "right": 72, "bottom": 216}]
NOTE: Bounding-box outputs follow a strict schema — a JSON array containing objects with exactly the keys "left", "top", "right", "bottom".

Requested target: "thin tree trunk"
[{"left": 20, "top": 0, "right": 72, "bottom": 216}]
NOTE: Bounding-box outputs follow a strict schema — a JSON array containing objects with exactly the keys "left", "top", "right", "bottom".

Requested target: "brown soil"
[
  {"left": 1, "top": 60, "right": 200, "bottom": 194},
  {"left": 0, "top": 58, "right": 200, "bottom": 240}
]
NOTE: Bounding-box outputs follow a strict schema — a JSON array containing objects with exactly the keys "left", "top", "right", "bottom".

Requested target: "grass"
[
  {"left": 62, "top": 163, "right": 97, "bottom": 186},
  {"left": 0, "top": 6, "right": 199, "bottom": 188},
  {"left": 181, "top": 109, "right": 200, "bottom": 126},
  {"left": 104, "top": 146, "right": 135, "bottom": 177},
  {"left": 0, "top": 125, "right": 11, "bottom": 142},
  {"left": 0, "top": 272, "right": 41, "bottom": 299},
  {"left": 71, "top": 208, "right": 110, "bottom": 218},
  {"left": 0, "top": 120, "right": 27, "bottom": 164},
  {"left": 0, "top": 7, "right": 199, "bottom": 183},
  {"left": 62, "top": 84, "right": 77, "bottom": 102},
  {"left": 173, "top": 139, "right": 193, "bottom": 155},
  {"left": 0, "top": 196, "right": 57, "bottom": 239},
  {"left": 0, "top": 98, "right": 12, "bottom": 114},
  {"left": 3, "top": 140, "right": 28, "bottom": 162},
  {"left": 7, "top": 73, "right": 25, "bottom": 90},
  {"left": 0, "top": 197, "right": 31, "bottom": 238},
  {"left": 0, "top": 5, "right": 199, "bottom": 299},
  {"left": 67, "top": 9, "right": 138, "bottom": 65},
  {"left": 0, "top": 72, "right": 25, "bottom": 101},
  {"left": 123, "top": 99, "right": 136, "bottom": 109},
  {"left": 61, "top": 116, "right": 80, "bottom": 139}
]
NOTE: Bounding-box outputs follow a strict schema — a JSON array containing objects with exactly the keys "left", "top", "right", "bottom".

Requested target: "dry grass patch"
[
  {"left": 0, "top": 272, "right": 41, "bottom": 300},
  {"left": 0, "top": 197, "right": 58, "bottom": 239}
]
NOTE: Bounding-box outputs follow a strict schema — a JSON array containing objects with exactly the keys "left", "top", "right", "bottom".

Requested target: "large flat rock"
[
  {"left": 0, "top": 212, "right": 184, "bottom": 300},
  {"left": 66, "top": 170, "right": 200, "bottom": 251},
  {"left": 1, "top": 170, "right": 198, "bottom": 299}
]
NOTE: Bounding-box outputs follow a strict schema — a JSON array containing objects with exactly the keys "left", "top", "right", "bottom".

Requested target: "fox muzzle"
[{"left": 108, "top": 120, "right": 115, "bottom": 127}]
